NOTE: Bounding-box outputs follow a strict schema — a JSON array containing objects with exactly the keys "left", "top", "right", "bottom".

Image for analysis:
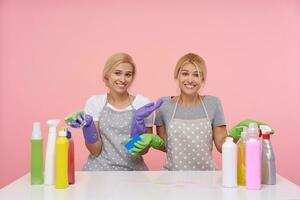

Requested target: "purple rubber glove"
[
  {"left": 66, "top": 112, "right": 99, "bottom": 144},
  {"left": 131, "top": 99, "right": 164, "bottom": 137}
]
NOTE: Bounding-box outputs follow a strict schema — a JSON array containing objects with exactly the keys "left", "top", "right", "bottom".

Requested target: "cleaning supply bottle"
[
  {"left": 66, "top": 128, "right": 75, "bottom": 184},
  {"left": 260, "top": 125, "right": 276, "bottom": 185},
  {"left": 245, "top": 122, "right": 262, "bottom": 190},
  {"left": 44, "top": 119, "right": 60, "bottom": 185},
  {"left": 237, "top": 127, "right": 248, "bottom": 186},
  {"left": 31, "top": 122, "right": 44, "bottom": 185},
  {"left": 56, "top": 127, "right": 69, "bottom": 189},
  {"left": 222, "top": 137, "right": 237, "bottom": 187}
]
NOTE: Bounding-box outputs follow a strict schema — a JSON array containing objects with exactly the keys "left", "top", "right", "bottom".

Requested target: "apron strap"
[
  {"left": 170, "top": 97, "right": 179, "bottom": 121},
  {"left": 199, "top": 97, "right": 211, "bottom": 125},
  {"left": 105, "top": 93, "right": 135, "bottom": 110},
  {"left": 171, "top": 95, "right": 211, "bottom": 124}
]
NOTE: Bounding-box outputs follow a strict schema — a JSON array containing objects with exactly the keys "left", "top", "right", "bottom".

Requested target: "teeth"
[
  {"left": 185, "top": 84, "right": 195, "bottom": 89},
  {"left": 116, "top": 83, "right": 126, "bottom": 88}
]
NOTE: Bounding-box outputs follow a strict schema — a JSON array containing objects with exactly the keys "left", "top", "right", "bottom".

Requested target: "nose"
[
  {"left": 120, "top": 74, "right": 126, "bottom": 82},
  {"left": 188, "top": 74, "right": 193, "bottom": 82}
]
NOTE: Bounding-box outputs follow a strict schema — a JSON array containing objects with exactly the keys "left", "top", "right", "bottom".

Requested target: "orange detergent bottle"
[{"left": 237, "top": 127, "right": 248, "bottom": 186}]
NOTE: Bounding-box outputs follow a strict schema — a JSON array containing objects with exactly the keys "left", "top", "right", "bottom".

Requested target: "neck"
[
  {"left": 108, "top": 91, "right": 130, "bottom": 106},
  {"left": 178, "top": 93, "right": 200, "bottom": 106}
]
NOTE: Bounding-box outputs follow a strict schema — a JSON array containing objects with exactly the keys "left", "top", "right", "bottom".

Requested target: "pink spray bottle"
[{"left": 245, "top": 122, "right": 262, "bottom": 190}]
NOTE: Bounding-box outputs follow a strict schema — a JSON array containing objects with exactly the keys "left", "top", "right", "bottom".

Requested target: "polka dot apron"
[
  {"left": 83, "top": 99, "right": 148, "bottom": 171},
  {"left": 164, "top": 98, "right": 218, "bottom": 170}
]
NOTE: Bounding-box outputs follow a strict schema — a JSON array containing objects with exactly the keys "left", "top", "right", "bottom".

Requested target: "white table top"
[{"left": 1, "top": 171, "right": 300, "bottom": 200}]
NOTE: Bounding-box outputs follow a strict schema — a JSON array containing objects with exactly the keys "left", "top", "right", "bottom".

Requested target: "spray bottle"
[
  {"left": 260, "top": 125, "right": 276, "bottom": 185},
  {"left": 66, "top": 128, "right": 75, "bottom": 184},
  {"left": 237, "top": 127, "right": 248, "bottom": 186},
  {"left": 222, "top": 137, "right": 237, "bottom": 187},
  {"left": 44, "top": 119, "right": 60, "bottom": 185},
  {"left": 56, "top": 127, "right": 69, "bottom": 189},
  {"left": 245, "top": 122, "right": 262, "bottom": 190},
  {"left": 31, "top": 122, "right": 44, "bottom": 185}
]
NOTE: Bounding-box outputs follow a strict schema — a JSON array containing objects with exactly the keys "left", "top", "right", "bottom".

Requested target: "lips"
[
  {"left": 115, "top": 82, "right": 127, "bottom": 89},
  {"left": 184, "top": 83, "right": 197, "bottom": 89}
]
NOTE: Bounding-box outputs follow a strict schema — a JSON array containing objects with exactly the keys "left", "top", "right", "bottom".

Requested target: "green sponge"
[
  {"left": 229, "top": 119, "right": 274, "bottom": 139},
  {"left": 64, "top": 110, "right": 85, "bottom": 124}
]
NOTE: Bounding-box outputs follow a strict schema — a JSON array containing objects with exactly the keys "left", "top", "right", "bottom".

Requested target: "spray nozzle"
[
  {"left": 47, "top": 119, "right": 60, "bottom": 133},
  {"left": 259, "top": 125, "right": 272, "bottom": 134}
]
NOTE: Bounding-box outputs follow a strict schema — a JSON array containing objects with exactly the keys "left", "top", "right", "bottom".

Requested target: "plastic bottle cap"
[
  {"left": 241, "top": 127, "right": 248, "bottom": 138},
  {"left": 32, "top": 122, "right": 42, "bottom": 140},
  {"left": 248, "top": 122, "right": 258, "bottom": 136},
  {"left": 58, "top": 127, "right": 67, "bottom": 137}
]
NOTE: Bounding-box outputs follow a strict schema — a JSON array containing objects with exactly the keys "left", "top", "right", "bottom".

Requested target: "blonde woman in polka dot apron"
[
  {"left": 155, "top": 53, "right": 228, "bottom": 170},
  {"left": 66, "top": 52, "right": 154, "bottom": 171}
]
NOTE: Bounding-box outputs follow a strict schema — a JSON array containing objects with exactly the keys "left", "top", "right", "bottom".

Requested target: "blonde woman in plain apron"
[
  {"left": 65, "top": 52, "right": 157, "bottom": 171},
  {"left": 130, "top": 53, "right": 228, "bottom": 170}
]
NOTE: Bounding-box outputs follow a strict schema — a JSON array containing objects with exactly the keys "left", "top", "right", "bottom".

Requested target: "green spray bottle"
[{"left": 31, "top": 122, "right": 44, "bottom": 184}]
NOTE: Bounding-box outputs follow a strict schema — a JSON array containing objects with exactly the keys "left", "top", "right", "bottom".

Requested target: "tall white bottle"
[
  {"left": 44, "top": 119, "right": 60, "bottom": 185},
  {"left": 222, "top": 137, "right": 237, "bottom": 187}
]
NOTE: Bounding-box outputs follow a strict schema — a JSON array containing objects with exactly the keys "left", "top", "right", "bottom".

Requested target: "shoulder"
[
  {"left": 158, "top": 96, "right": 172, "bottom": 102},
  {"left": 132, "top": 94, "right": 152, "bottom": 109},
  {"left": 203, "top": 95, "right": 223, "bottom": 111},
  {"left": 157, "top": 96, "right": 174, "bottom": 110},
  {"left": 85, "top": 94, "right": 107, "bottom": 108},
  {"left": 204, "top": 95, "right": 222, "bottom": 104}
]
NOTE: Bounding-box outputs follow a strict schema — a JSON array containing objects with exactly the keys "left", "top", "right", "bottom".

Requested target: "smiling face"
[
  {"left": 106, "top": 62, "right": 134, "bottom": 94},
  {"left": 178, "top": 63, "right": 203, "bottom": 96}
]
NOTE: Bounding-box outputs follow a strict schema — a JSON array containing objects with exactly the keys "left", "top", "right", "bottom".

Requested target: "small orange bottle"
[{"left": 237, "top": 127, "right": 248, "bottom": 186}]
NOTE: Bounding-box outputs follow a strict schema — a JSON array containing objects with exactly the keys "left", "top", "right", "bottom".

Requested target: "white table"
[{"left": 1, "top": 171, "right": 300, "bottom": 200}]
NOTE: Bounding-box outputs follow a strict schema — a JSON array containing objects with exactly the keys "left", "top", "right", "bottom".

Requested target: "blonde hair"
[
  {"left": 102, "top": 52, "right": 136, "bottom": 81},
  {"left": 174, "top": 53, "right": 207, "bottom": 82}
]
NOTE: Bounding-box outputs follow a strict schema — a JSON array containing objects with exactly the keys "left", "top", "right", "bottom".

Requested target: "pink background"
[{"left": 1, "top": 1, "right": 299, "bottom": 188}]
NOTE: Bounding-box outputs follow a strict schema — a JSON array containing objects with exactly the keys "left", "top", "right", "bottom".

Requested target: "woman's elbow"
[{"left": 90, "top": 149, "right": 101, "bottom": 157}]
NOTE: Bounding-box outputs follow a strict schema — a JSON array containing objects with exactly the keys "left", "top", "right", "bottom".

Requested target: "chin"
[
  {"left": 180, "top": 90, "right": 197, "bottom": 96},
  {"left": 113, "top": 87, "right": 128, "bottom": 94}
]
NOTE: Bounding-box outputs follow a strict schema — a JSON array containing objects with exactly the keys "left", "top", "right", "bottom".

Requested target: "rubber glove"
[
  {"left": 229, "top": 119, "right": 274, "bottom": 139},
  {"left": 65, "top": 110, "right": 99, "bottom": 144},
  {"left": 131, "top": 99, "right": 164, "bottom": 137},
  {"left": 130, "top": 133, "right": 164, "bottom": 156}
]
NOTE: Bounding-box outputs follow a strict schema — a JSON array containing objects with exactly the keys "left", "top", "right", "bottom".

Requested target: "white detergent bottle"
[
  {"left": 222, "top": 137, "right": 237, "bottom": 187},
  {"left": 44, "top": 119, "right": 60, "bottom": 185}
]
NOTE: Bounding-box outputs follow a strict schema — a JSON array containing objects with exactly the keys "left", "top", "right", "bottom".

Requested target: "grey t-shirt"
[{"left": 155, "top": 95, "right": 226, "bottom": 131}]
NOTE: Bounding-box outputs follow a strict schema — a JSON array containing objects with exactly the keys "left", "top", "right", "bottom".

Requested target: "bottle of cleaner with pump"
[
  {"left": 44, "top": 119, "right": 60, "bottom": 185},
  {"left": 245, "top": 122, "right": 262, "bottom": 190}
]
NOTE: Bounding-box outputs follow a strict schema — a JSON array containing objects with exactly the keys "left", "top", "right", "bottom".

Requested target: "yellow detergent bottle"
[
  {"left": 237, "top": 127, "right": 248, "bottom": 186},
  {"left": 56, "top": 127, "right": 69, "bottom": 189}
]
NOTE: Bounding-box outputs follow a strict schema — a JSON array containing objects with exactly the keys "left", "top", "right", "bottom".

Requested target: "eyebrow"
[
  {"left": 180, "top": 69, "right": 200, "bottom": 73},
  {"left": 113, "top": 70, "right": 133, "bottom": 73}
]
